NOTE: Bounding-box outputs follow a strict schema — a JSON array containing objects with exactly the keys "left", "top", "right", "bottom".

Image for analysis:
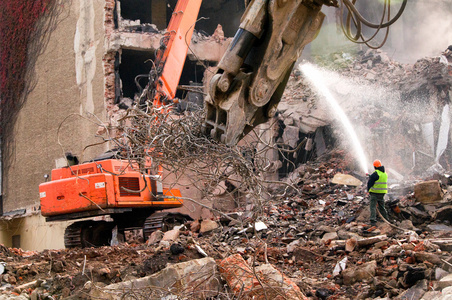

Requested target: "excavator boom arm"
[
  {"left": 203, "top": 0, "right": 336, "bottom": 145},
  {"left": 139, "top": 0, "right": 202, "bottom": 106}
]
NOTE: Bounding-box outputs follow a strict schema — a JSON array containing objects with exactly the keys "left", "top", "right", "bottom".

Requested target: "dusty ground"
[
  {"left": 1, "top": 49, "right": 451, "bottom": 299},
  {"left": 1, "top": 150, "right": 452, "bottom": 299}
]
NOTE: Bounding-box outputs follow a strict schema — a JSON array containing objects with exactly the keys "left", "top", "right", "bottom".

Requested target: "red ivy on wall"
[{"left": 0, "top": 0, "right": 52, "bottom": 134}]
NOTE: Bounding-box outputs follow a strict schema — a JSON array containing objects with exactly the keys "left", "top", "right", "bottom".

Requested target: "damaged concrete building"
[{"left": 0, "top": 0, "right": 244, "bottom": 251}]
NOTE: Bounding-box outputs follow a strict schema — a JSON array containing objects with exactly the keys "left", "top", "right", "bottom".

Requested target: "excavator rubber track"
[
  {"left": 64, "top": 221, "right": 115, "bottom": 248},
  {"left": 64, "top": 222, "right": 83, "bottom": 248},
  {"left": 64, "top": 212, "right": 192, "bottom": 248},
  {"left": 143, "top": 212, "right": 193, "bottom": 241}
]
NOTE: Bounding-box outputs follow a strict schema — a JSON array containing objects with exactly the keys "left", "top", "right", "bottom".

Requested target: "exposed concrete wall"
[
  {"left": 0, "top": 216, "right": 69, "bottom": 251},
  {"left": 1, "top": 0, "right": 107, "bottom": 249},
  {"left": 106, "top": 31, "right": 231, "bottom": 62}
]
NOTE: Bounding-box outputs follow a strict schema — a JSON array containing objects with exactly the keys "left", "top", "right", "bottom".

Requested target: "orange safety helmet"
[{"left": 373, "top": 159, "right": 382, "bottom": 168}]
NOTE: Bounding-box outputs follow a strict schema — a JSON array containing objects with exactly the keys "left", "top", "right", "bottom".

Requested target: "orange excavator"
[
  {"left": 39, "top": 0, "right": 204, "bottom": 248},
  {"left": 39, "top": 0, "right": 406, "bottom": 248}
]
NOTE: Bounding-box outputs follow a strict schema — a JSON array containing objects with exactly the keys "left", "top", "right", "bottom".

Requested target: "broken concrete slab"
[
  {"left": 200, "top": 219, "right": 219, "bottom": 233},
  {"left": 442, "top": 286, "right": 452, "bottom": 296},
  {"left": 282, "top": 125, "right": 301, "bottom": 148},
  {"left": 435, "top": 273, "right": 452, "bottom": 290},
  {"left": 342, "top": 260, "right": 377, "bottom": 285},
  {"left": 107, "top": 31, "right": 231, "bottom": 62},
  {"left": 331, "top": 173, "right": 362, "bottom": 186},
  {"left": 401, "top": 207, "right": 431, "bottom": 223},
  {"left": 414, "top": 252, "right": 442, "bottom": 265},
  {"left": 402, "top": 265, "right": 427, "bottom": 288},
  {"left": 427, "top": 224, "right": 452, "bottom": 232},
  {"left": 161, "top": 226, "right": 181, "bottom": 242},
  {"left": 90, "top": 257, "right": 221, "bottom": 299},
  {"left": 218, "top": 254, "right": 306, "bottom": 300},
  {"left": 427, "top": 238, "right": 452, "bottom": 252},
  {"left": 357, "top": 235, "right": 388, "bottom": 247},
  {"left": 435, "top": 206, "right": 452, "bottom": 223},
  {"left": 420, "top": 291, "right": 442, "bottom": 300},
  {"left": 435, "top": 268, "right": 449, "bottom": 280},
  {"left": 395, "top": 279, "right": 427, "bottom": 300},
  {"left": 414, "top": 180, "right": 443, "bottom": 204}
]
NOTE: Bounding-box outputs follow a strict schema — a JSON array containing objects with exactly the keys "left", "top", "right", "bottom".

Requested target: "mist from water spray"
[{"left": 300, "top": 63, "right": 369, "bottom": 175}]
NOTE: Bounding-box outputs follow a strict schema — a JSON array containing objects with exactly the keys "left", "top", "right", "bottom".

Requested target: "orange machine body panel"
[
  {"left": 154, "top": 0, "right": 202, "bottom": 105},
  {"left": 39, "top": 159, "right": 183, "bottom": 217}
]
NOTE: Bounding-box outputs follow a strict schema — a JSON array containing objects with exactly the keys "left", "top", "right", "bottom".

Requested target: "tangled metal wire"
[{"left": 102, "top": 102, "right": 301, "bottom": 217}]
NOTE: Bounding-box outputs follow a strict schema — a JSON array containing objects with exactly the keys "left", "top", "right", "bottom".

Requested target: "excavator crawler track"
[
  {"left": 64, "top": 221, "right": 114, "bottom": 248},
  {"left": 143, "top": 212, "right": 193, "bottom": 241},
  {"left": 64, "top": 222, "right": 83, "bottom": 248}
]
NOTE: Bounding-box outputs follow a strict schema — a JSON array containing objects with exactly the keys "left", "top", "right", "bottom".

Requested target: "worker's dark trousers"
[{"left": 370, "top": 193, "right": 389, "bottom": 223}]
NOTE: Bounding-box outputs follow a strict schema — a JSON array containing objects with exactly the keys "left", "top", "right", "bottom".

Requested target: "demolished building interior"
[{"left": 1, "top": 0, "right": 452, "bottom": 299}]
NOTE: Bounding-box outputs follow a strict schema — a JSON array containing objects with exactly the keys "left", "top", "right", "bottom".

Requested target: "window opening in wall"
[
  {"left": 118, "top": 0, "right": 168, "bottom": 31},
  {"left": 169, "top": 0, "right": 245, "bottom": 37},
  {"left": 113, "top": 0, "right": 119, "bottom": 29},
  {"left": 117, "top": 49, "right": 207, "bottom": 109},
  {"left": 114, "top": 52, "right": 121, "bottom": 104},
  {"left": 175, "top": 58, "right": 207, "bottom": 112},
  {"left": 12, "top": 235, "right": 20, "bottom": 249},
  {"left": 118, "top": 49, "right": 155, "bottom": 102},
  {"left": 119, "top": 0, "right": 152, "bottom": 24}
]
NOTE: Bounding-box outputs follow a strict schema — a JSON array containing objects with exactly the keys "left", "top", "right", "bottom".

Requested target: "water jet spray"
[{"left": 300, "top": 63, "right": 369, "bottom": 175}]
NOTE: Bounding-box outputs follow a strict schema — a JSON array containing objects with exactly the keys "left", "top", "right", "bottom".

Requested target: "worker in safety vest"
[{"left": 367, "top": 159, "right": 389, "bottom": 226}]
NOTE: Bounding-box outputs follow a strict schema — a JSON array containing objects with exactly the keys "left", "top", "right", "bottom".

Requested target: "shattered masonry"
[{"left": 101, "top": 0, "right": 232, "bottom": 138}]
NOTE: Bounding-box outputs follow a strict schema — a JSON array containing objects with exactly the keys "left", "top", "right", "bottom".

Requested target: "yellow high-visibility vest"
[{"left": 369, "top": 170, "right": 388, "bottom": 194}]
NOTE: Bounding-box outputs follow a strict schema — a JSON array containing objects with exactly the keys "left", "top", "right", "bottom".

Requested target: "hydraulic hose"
[
  {"left": 340, "top": 0, "right": 407, "bottom": 49},
  {"left": 342, "top": 0, "right": 407, "bottom": 29}
]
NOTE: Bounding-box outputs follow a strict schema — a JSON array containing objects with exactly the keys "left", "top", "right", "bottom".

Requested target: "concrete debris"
[
  {"left": 1, "top": 48, "right": 452, "bottom": 299},
  {"left": 396, "top": 279, "right": 428, "bottom": 300},
  {"left": 278, "top": 48, "right": 452, "bottom": 178},
  {"left": 414, "top": 180, "right": 444, "bottom": 204},
  {"left": 161, "top": 226, "right": 181, "bottom": 242},
  {"left": 331, "top": 173, "right": 362, "bottom": 186},
  {"left": 341, "top": 261, "right": 377, "bottom": 285},
  {"left": 2, "top": 151, "right": 452, "bottom": 298},
  {"left": 90, "top": 257, "right": 221, "bottom": 299},
  {"left": 435, "top": 273, "right": 452, "bottom": 289},
  {"left": 0, "top": 151, "right": 452, "bottom": 299},
  {"left": 218, "top": 254, "right": 306, "bottom": 300},
  {"left": 146, "top": 229, "right": 164, "bottom": 245}
]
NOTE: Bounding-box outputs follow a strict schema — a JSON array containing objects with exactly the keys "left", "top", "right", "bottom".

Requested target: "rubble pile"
[
  {"left": 2, "top": 48, "right": 452, "bottom": 299},
  {"left": 1, "top": 152, "right": 452, "bottom": 299},
  {"left": 277, "top": 47, "right": 452, "bottom": 176}
]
